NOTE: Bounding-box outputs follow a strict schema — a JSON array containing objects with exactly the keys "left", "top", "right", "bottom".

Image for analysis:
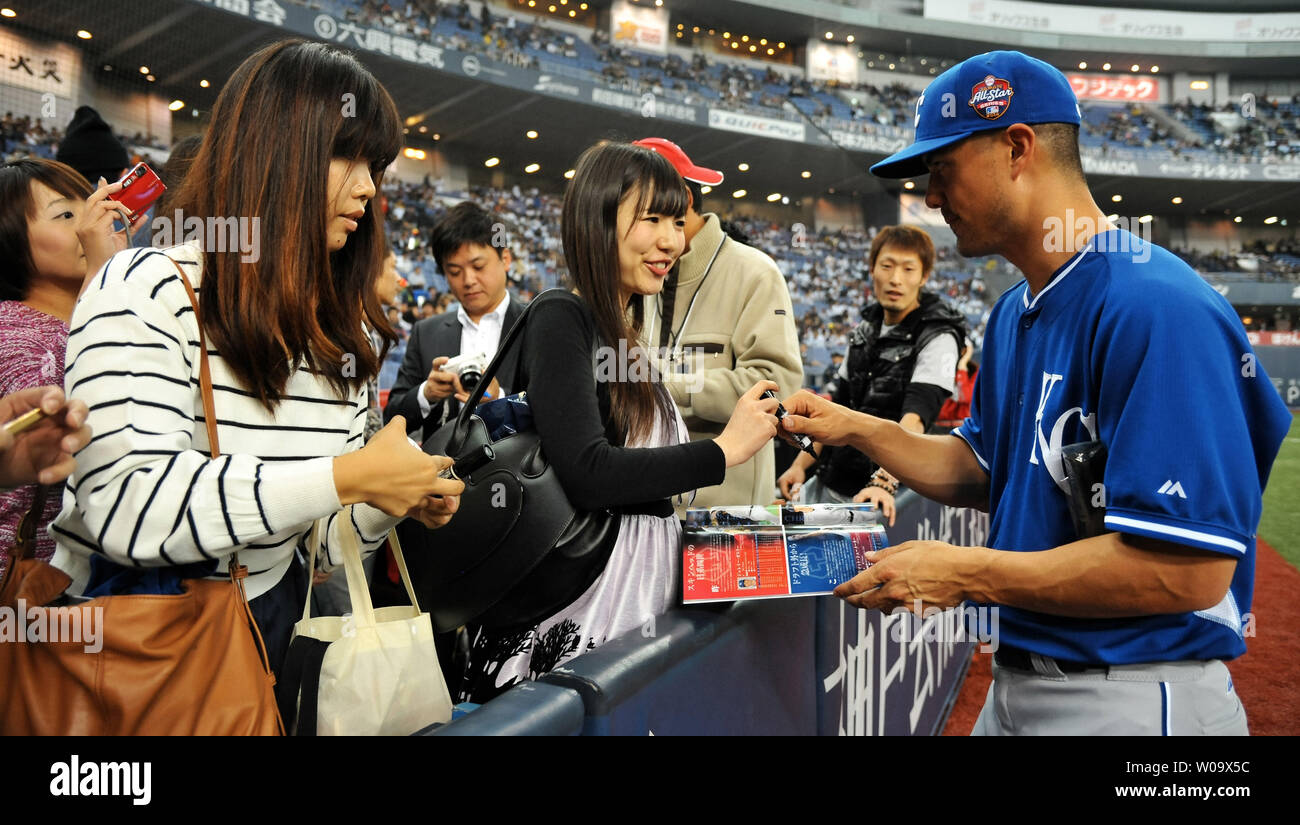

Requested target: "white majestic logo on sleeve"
[{"left": 1028, "top": 371, "right": 1097, "bottom": 493}]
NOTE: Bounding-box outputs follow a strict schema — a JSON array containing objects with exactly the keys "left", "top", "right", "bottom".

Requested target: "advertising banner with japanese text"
[{"left": 0, "top": 27, "right": 81, "bottom": 105}]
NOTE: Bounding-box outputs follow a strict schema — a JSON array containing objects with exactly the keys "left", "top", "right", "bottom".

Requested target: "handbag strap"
[
  {"left": 0, "top": 485, "right": 48, "bottom": 600},
  {"left": 275, "top": 635, "right": 330, "bottom": 736},
  {"left": 166, "top": 254, "right": 280, "bottom": 718},
  {"left": 301, "top": 514, "right": 378, "bottom": 624},
  {"left": 167, "top": 258, "right": 232, "bottom": 568},
  {"left": 301, "top": 519, "right": 422, "bottom": 622},
  {"left": 167, "top": 257, "right": 221, "bottom": 460},
  {"left": 386, "top": 527, "right": 421, "bottom": 610},
  {"left": 12, "top": 484, "right": 48, "bottom": 561},
  {"left": 450, "top": 288, "right": 567, "bottom": 438}
]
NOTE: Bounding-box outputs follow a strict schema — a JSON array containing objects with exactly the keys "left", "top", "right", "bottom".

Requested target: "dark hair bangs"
[
  {"left": 331, "top": 69, "right": 402, "bottom": 172},
  {"left": 8, "top": 159, "right": 94, "bottom": 218},
  {"left": 626, "top": 148, "right": 689, "bottom": 220}
]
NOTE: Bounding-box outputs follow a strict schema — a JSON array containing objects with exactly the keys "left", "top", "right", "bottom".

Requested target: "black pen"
[{"left": 762, "top": 390, "right": 818, "bottom": 458}]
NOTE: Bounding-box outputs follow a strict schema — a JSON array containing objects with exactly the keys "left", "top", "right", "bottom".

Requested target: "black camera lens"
[{"left": 460, "top": 368, "right": 483, "bottom": 391}]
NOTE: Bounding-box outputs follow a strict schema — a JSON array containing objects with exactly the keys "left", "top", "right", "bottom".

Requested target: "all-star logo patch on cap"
[{"left": 869, "top": 50, "right": 1081, "bottom": 179}]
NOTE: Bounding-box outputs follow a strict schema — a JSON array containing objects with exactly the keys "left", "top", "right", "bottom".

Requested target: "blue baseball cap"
[{"left": 870, "top": 50, "right": 1081, "bottom": 179}]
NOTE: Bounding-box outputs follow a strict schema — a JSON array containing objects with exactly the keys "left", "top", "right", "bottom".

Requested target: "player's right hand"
[
  {"left": 779, "top": 390, "right": 858, "bottom": 447},
  {"left": 422, "top": 356, "right": 458, "bottom": 403},
  {"left": 777, "top": 464, "right": 806, "bottom": 501}
]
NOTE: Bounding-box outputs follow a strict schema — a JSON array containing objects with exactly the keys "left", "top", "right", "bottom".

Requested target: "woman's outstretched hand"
[{"left": 713, "top": 381, "right": 781, "bottom": 469}]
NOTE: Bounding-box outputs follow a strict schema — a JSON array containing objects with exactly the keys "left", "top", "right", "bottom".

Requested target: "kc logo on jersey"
[
  {"left": 1029, "top": 371, "right": 1097, "bottom": 493},
  {"left": 969, "top": 75, "right": 1014, "bottom": 120}
]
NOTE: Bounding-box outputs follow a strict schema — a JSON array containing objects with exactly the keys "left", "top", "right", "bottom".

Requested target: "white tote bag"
[{"left": 281, "top": 514, "right": 452, "bottom": 736}]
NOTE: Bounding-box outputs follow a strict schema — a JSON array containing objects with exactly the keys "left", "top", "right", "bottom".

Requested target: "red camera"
[{"left": 106, "top": 162, "right": 166, "bottom": 222}]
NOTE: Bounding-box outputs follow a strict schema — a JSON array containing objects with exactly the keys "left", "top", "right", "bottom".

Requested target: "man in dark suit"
[{"left": 385, "top": 202, "right": 527, "bottom": 442}]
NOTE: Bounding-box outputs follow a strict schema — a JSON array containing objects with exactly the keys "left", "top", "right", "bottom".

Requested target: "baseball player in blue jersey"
[{"left": 780, "top": 51, "right": 1293, "bottom": 735}]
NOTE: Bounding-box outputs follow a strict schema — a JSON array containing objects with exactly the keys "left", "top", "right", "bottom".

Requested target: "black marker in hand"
[{"left": 762, "top": 390, "right": 817, "bottom": 458}]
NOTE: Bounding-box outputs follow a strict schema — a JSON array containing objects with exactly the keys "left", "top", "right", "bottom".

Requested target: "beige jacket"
[{"left": 642, "top": 214, "right": 803, "bottom": 510}]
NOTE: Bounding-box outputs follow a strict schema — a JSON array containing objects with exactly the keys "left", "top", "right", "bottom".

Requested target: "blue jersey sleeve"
[
  {"left": 953, "top": 291, "right": 1017, "bottom": 478},
  {"left": 953, "top": 367, "right": 991, "bottom": 476},
  {"left": 1092, "top": 274, "right": 1291, "bottom": 557}
]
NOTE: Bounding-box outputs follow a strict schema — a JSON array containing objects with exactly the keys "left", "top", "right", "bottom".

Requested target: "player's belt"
[{"left": 994, "top": 646, "right": 1106, "bottom": 674}]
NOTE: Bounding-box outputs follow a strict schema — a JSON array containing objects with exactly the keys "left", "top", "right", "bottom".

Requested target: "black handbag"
[{"left": 398, "top": 291, "right": 620, "bottom": 634}]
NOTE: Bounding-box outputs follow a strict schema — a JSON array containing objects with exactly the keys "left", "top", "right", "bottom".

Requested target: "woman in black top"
[{"left": 459, "top": 142, "right": 779, "bottom": 701}]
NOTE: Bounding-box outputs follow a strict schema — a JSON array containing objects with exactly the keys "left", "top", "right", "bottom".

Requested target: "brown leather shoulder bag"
[{"left": 0, "top": 256, "right": 284, "bottom": 736}]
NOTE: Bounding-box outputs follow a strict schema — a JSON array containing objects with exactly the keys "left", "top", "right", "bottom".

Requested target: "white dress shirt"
[{"left": 417, "top": 292, "right": 511, "bottom": 417}]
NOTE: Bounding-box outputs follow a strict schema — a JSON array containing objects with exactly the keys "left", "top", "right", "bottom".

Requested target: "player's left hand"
[{"left": 833, "top": 540, "right": 982, "bottom": 613}]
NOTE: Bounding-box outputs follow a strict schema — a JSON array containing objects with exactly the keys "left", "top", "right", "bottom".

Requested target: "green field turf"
[{"left": 1260, "top": 413, "right": 1300, "bottom": 571}]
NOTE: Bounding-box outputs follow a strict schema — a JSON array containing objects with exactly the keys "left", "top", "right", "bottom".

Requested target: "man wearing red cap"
[{"left": 633, "top": 138, "right": 802, "bottom": 509}]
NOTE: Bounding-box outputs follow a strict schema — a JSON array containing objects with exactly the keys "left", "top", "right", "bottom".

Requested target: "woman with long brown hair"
[
  {"left": 458, "top": 141, "right": 780, "bottom": 701},
  {"left": 49, "top": 40, "right": 462, "bottom": 675}
]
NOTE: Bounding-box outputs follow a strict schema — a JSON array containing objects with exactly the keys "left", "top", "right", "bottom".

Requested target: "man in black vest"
[
  {"left": 384, "top": 202, "right": 527, "bottom": 443},
  {"left": 778, "top": 226, "right": 965, "bottom": 524}
]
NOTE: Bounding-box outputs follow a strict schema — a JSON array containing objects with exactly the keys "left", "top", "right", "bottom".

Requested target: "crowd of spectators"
[
  {"left": 313, "top": 0, "right": 579, "bottom": 67},
  {"left": 295, "top": 0, "right": 1300, "bottom": 166},
  {"left": 1173, "top": 241, "right": 1300, "bottom": 282},
  {"left": 1170, "top": 97, "right": 1299, "bottom": 163},
  {"left": 1, "top": 113, "right": 165, "bottom": 165},
  {"left": 1080, "top": 104, "right": 1202, "bottom": 156},
  {"left": 381, "top": 177, "right": 561, "bottom": 300}
]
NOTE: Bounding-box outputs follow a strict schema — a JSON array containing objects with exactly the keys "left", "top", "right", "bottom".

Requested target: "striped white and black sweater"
[{"left": 50, "top": 242, "right": 397, "bottom": 600}]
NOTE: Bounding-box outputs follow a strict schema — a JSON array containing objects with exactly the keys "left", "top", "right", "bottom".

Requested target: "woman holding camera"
[
  {"left": 458, "top": 142, "right": 780, "bottom": 701},
  {"left": 0, "top": 158, "right": 140, "bottom": 582},
  {"left": 48, "top": 40, "right": 462, "bottom": 677}
]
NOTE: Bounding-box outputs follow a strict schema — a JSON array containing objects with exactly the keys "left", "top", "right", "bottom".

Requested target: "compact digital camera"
[
  {"left": 443, "top": 352, "right": 489, "bottom": 392},
  {"left": 106, "top": 162, "right": 166, "bottom": 222}
]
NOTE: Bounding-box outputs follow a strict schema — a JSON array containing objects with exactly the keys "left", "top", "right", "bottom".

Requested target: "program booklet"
[{"left": 682, "top": 504, "right": 888, "bottom": 604}]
